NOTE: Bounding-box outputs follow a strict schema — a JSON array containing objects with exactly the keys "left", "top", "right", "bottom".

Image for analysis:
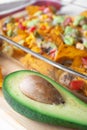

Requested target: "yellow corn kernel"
[
  {"left": 83, "top": 31, "right": 87, "bottom": 37},
  {"left": 51, "top": 26, "right": 63, "bottom": 35},
  {"left": 22, "top": 21, "right": 27, "bottom": 26},
  {"left": 7, "top": 23, "right": 13, "bottom": 30},
  {"left": 25, "top": 33, "right": 36, "bottom": 48},
  {"left": 26, "top": 6, "right": 40, "bottom": 15},
  {"left": 41, "top": 14, "right": 48, "bottom": 20},
  {"left": 15, "top": 23, "right": 18, "bottom": 26},
  {"left": 42, "top": 22, "right": 49, "bottom": 27},
  {"left": 31, "top": 46, "right": 41, "bottom": 53},
  {"left": 26, "top": 33, "right": 35, "bottom": 43}
]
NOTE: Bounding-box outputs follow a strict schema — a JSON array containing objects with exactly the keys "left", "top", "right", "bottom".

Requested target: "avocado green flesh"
[{"left": 2, "top": 70, "right": 87, "bottom": 129}]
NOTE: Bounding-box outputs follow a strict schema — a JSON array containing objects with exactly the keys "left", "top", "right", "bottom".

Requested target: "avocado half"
[{"left": 2, "top": 70, "right": 87, "bottom": 130}]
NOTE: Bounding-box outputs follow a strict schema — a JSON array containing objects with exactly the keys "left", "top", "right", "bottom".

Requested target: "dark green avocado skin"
[{"left": 2, "top": 70, "right": 87, "bottom": 130}]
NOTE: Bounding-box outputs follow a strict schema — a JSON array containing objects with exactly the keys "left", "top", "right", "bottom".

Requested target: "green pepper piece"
[
  {"left": 7, "top": 29, "right": 13, "bottom": 37},
  {"left": 5, "top": 17, "right": 15, "bottom": 24},
  {"left": 27, "top": 19, "right": 39, "bottom": 27},
  {"left": 83, "top": 42, "right": 87, "bottom": 48},
  {"left": 64, "top": 26, "right": 73, "bottom": 35},
  {"left": 82, "top": 25, "right": 87, "bottom": 30},
  {"left": 73, "top": 16, "right": 85, "bottom": 26},
  {"left": 52, "top": 16, "right": 65, "bottom": 25},
  {"left": 64, "top": 35, "right": 75, "bottom": 45}
]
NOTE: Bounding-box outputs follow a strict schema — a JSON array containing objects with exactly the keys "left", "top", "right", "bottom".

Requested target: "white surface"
[
  {"left": 74, "top": 0, "right": 87, "bottom": 7},
  {"left": 0, "top": 90, "right": 72, "bottom": 130},
  {"left": 0, "top": 109, "right": 26, "bottom": 130},
  {"left": 0, "top": 0, "right": 23, "bottom": 4},
  {"left": 59, "top": 4, "right": 86, "bottom": 15},
  {"left": 61, "top": 0, "right": 74, "bottom": 5}
]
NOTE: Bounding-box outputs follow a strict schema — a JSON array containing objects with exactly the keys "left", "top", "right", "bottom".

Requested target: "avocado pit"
[{"left": 20, "top": 75, "right": 65, "bottom": 104}]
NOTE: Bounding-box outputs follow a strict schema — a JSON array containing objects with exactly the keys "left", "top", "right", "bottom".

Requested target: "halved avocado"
[{"left": 2, "top": 70, "right": 87, "bottom": 130}]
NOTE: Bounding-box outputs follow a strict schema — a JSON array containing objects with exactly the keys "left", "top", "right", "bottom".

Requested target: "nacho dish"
[{"left": 0, "top": 5, "right": 87, "bottom": 98}]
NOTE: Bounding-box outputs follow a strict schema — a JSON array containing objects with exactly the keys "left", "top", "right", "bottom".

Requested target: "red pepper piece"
[
  {"left": 82, "top": 57, "right": 87, "bottom": 65},
  {"left": 29, "top": 26, "right": 37, "bottom": 32},
  {"left": 69, "top": 80, "right": 85, "bottom": 90}
]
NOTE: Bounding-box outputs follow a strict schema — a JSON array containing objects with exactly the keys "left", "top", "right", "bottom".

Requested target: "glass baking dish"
[{"left": 0, "top": 0, "right": 87, "bottom": 103}]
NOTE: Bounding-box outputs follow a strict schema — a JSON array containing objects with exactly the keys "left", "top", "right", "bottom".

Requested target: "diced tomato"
[
  {"left": 82, "top": 57, "right": 87, "bottom": 65},
  {"left": 29, "top": 26, "right": 37, "bottom": 32},
  {"left": 18, "top": 22, "right": 26, "bottom": 30},
  {"left": 15, "top": 18, "right": 19, "bottom": 22},
  {"left": 69, "top": 80, "right": 85, "bottom": 90},
  {"left": 41, "top": 25, "right": 46, "bottom": 30},
  {"left": 39, "top": 6, "right": 45, "bottom": 11}
]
